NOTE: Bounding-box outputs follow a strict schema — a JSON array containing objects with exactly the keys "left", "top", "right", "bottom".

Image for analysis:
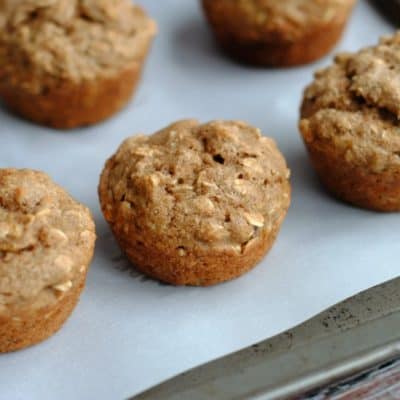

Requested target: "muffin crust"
[
  {"left": 202, "top": 0, "right": 356, "bottom": 66},
  {"left": 0, "top": 0, "right": 156, "bottom": 128},
  {"left": 300, "top": 34, "right": 400, "bottom": 211},
  {"left": 99, "top": 120, "right": 290, "bottom": 286},
  {"left": 0, "top": 169, "right": 96, "bottom": 352}
]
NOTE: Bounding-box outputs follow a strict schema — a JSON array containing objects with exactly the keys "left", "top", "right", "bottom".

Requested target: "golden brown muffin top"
[
  {"left": 300, "top": 33, "right": 400, "bottom": 173},
  {"left": 203, "top": 0, "right": 356, "bottom": 40},
  {"left": 0, "top": 0, "right": 156, "bottom": 90},
  {"left": 99, "top": 120, "right": 290, "bottom": 255},
  {"left": 0, "top": 169, "right": 96, "bottom": 317}
]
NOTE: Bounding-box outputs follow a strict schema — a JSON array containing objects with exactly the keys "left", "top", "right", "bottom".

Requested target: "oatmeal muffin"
[
  {"left": 99, "top": 120, "right": 291, "bottom": 286},
  {"left": 201, "top": 0, "right": 356, "bottom": 66},
  {"left": 0, "top": 169, "right": 96, "bottom": 352},
  {"left": 300, "top": 34, "right": 400, "bottom": 212},
  {"left": 0, "top": 0, "right": 156, "bottom": 129}
]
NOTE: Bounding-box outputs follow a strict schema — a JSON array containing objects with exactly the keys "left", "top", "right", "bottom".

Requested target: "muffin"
[
  {"left": 300, "top": 34, "right": 400, "bottom": 212},
  {"left": 0, "top": 0, "right": 156, "bottom": 129},
  {"left": 201, "top": 0, "right": 356, "bottom": 66},
  {"left": 99, "top": 120, "right": 291, "bottom": 286},
  {"left": 0, "top": 169, "right": 96, "bottom": 352}
]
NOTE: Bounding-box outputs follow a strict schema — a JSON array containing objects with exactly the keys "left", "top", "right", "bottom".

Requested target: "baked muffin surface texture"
[
  {"left": 202, "top": 0, "right": 356, "bottom": 66},
  {"left": 300, "top": 34, "right": 400, "bottom": 211},
  {"left": 0, "top": 169, "right": 96, "bottom": 352},
  {"left": 0, "top": 0, "right": 156, "bottom": 128},
  {"left": 99, "top": 120, "right": 291, "bottom": 286}
]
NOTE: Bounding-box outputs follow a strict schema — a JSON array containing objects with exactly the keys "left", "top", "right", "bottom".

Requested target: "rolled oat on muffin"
[
  {"left": 201, "top": 0, "right": 356, "bottom": 67},
  {"left": 99, "top": 120, "right": 291, "bottom": 286},
  {"left": 0, "top": 0, "right": 156, "bottom": 129},
  {"left": 0, "top": 169, "right": 96, "bottom": 352},
  {"left": 300, "top": 33, "right": 400, "bottom": 211}
]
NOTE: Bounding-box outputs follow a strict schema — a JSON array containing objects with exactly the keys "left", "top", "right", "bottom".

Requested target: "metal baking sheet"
[
  {"left": 133, "top": 277, "right": 400, "bottom": 399},
  {"left": 0, "top": 1, "right": 399, "bottom": 399}
]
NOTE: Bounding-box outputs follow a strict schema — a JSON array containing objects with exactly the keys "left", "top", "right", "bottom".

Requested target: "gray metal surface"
[{"left": 133, "top": 277, "right": 400, "bottom": 400}]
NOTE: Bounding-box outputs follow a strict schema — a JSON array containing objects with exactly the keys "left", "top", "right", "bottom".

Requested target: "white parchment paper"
[{"left": 0, "top": 1, "right": 398, "bottom": 399}]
